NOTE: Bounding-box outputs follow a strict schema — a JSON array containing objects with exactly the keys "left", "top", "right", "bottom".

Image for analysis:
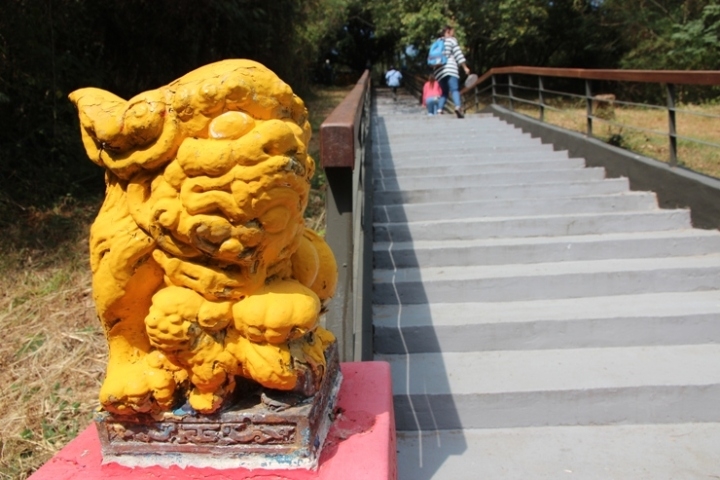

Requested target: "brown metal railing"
[
  {"left": 319, "top": 70, "right": 373, "bottom": 362},
  {"left": 462, "top": 67, "right": 720, "bottom": 167}
]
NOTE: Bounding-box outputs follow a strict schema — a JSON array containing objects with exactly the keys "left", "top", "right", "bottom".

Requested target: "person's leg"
[
  {"left": 447, "top": 76, "right": 464, "bottom": 117},
  {"left": 426, "top": 97, "right": 438, "bottom": 115},
  {"left": 448, "top": 76, "right": 461, "bottom": 108},
  {"left": 438, "top": 77, "right": 450, "bottom": 112}
]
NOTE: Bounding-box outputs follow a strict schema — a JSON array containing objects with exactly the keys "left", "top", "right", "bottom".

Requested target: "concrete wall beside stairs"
[{"left": 486, "top": 104, "right": 720, "bottom": 230}]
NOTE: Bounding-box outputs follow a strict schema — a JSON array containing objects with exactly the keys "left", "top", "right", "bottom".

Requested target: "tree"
[
  {"left": 0, "top": 0, "right": 352, "bottom": 212},
  {"left": 599, "top": 0, "right": 719, "bottom": 70},
  {"left": 364, "top": 0, "right": 622, "bottom": 73},
  {"left": 670, "top": 4, "right": 720, "bottom": 69}
]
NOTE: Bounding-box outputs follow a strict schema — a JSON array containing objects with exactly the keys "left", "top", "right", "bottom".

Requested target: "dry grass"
[
  {"left": 468, "top": 98, "right": 720, "bottom": 179},
  {"left": 0, "top": 84, "right": 352, "bottom": 479},
  {"left": 0, "top": 200, "right": 105, "bottom": 479}
]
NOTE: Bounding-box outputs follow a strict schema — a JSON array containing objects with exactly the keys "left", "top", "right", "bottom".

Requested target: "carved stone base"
[{"left": 95, "top": 343, "right": 342, "bottom": 470}]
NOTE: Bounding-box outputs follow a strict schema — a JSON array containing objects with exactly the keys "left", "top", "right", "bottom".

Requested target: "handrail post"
[
  {"left": 667, "top": 83, "right": 678, "bottom": 167},
  {"left": 492, "top": 74, "right": 497, "bottom": 104},
  {"left": 323, "top": 166, "right": 354, "bottom": 362},
  {"left": 585, "top": 79, "right": 593, "bottom": 137},
  {"left": 538, "top": 76, "right": 545, "bottom": 122},
  {"left": 508, "top": 74, "right": 515, "bottom": 111}
]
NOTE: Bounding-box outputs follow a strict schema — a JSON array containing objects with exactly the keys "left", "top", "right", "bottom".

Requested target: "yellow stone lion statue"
[{"left": 69, "top": 59, "right": 337, "bottom": 416}]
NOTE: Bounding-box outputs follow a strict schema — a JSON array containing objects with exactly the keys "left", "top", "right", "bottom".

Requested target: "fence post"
[
  {"left": 585, "top": 79, "right": 593, "bottom": 137},
  {"left": 508, "top": 74, "right": 514, "bottom": 111},
  {"left": 491, "top": 74, "right": 497, "bottom": 104},
  {"left": 538, "top": 76, "right": 545, "bottom": 122},
  {"left": 323, "top": 168, "right": 354, "bottom": 362},
  {"left": 667, "top": 83, "right": 678, "bottom": 167}
]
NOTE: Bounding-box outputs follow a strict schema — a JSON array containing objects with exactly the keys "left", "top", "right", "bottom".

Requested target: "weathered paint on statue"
[{"left": 69, "top": 60, "right": 337, "bottom": 416}]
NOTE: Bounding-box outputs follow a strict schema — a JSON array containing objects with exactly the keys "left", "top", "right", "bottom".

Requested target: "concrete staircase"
[{"left": 371, "top": 90, "right": 720, "bottom": 479}]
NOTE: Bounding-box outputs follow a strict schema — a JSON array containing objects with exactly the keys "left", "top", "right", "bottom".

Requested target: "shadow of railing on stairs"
[{"left": 371, "top": 107, "right": 468, "bottom": 479}]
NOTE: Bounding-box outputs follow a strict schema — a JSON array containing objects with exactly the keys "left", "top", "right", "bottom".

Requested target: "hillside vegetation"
[{"left": 3, "top": 1, "right": 720, "bottom": 477}]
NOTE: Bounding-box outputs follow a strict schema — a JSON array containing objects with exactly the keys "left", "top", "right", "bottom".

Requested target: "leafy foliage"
[
  {"left": 0, "top": 0, "right": 351, "bottom": 217},
  {"left": 363, "top": 0, "right": 626, "bottom": 72},
  {"left": 4, "top": 0, "right": 720, "bottom": 221},
  {"left": 363, "top": 0, "right": 720, "bottom": 74},
  {"left": 599, "top": 0, "right": 720, "bottom": 70},
  {"left": 670, "top": 4, "right": 720, "bottom": 69}
]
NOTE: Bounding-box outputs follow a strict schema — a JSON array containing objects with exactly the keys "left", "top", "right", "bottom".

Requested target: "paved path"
[{"left": 371, "top": 87, "right": 720, "bottom": 479}]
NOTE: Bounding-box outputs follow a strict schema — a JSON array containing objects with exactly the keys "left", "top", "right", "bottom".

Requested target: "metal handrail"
[
  {"left": 319, "top": 70, "right": 373, "bottom": 362},
  {"left": 463, "top": 66, "right": 720, "bottom": 167}
]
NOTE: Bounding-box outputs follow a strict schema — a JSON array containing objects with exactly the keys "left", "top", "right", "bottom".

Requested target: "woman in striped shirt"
[{"left": 434, "top": 26, "right": 471, "bottom": 118}]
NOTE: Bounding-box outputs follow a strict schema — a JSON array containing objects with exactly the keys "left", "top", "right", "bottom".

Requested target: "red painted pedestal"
[{"left": 30, "top": 362, "right": 397, "bottom": 480}]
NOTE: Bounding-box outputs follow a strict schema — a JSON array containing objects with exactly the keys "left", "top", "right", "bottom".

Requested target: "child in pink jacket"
[{"left": 422, "top": 75, "right": 443, "bottom": 115}]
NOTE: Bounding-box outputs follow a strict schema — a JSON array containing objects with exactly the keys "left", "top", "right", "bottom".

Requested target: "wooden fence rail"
[{"left": 463, "top": 66, "right": 720, "bottom": 167}]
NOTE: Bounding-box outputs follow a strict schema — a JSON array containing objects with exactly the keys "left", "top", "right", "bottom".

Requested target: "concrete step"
[
  {"left": 378, "top": 344, "right": 720, "bottom": 430},
  {"left": 373, "top": 229, "right": 720, "bottom": 268},
  {"left": 372, "top": 138, "right": 545, "bottom": 152},
  {"left": 375, "top": 168, "right": 606, "bottom": 191},
  {"left": 372, "top": 143, "right": 556, "bottom": 159},
  {"left": 373, "top": 192, "right": 658, "bottom": 224},
  {"left": 396, "top": 424, "right": 720, "bottom": 480},
  {"left": 372, "top": 128, "right": 539, "bottom": 141},
  {"left": 375, "top": 178, "right": 631, "bottom": 205},
  {"left": 371, "top": 125, "right": 549, "bottom": 144},
  {"left": 373, "top": 291, "right": 720, "bottom": 353},
  {"left": 373, "top": 149, "right": 571, "bottom": 167},
  {"left": 371, "top": 122, "right": 530, "bottom": 136},
  {"left": 372, "top": 253, "right": 720, "bottom": 305},
  {"left": 373, "top": 209, "right": 691, "bottom": 242},
  {"left": 376, "top": 157, "right": 586, "bottom": 178},
  {"left": 374, "top": 116, "right": 521, "bottom": 127}
]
